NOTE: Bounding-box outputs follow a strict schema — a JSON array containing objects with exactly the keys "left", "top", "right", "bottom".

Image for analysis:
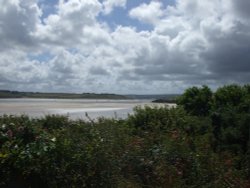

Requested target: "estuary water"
[{"left": 0, "top": 98, "right": 168, "bottom": 120}]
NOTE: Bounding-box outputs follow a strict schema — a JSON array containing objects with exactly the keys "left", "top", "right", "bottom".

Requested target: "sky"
[{"left": 0, "top": 0, "right": 250, "bottom": 94}]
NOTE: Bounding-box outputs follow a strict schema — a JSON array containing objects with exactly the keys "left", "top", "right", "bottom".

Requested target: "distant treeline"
[
  {"left": 0, "top": 90, "right": 128, "bottom": 99},
  {"left": 127, "top": 94, "right": 180, "bottom": 100},
  {"left": 151, "top": 95, "right": 179, "bottom": 103},
  {"left": 0, "top": 90, "right": 180, "bottom": 101}
]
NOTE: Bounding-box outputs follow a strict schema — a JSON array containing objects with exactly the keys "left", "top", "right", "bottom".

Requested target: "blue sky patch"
[{"left": 28, "top": 52, "right": 54, "bottom": 62}]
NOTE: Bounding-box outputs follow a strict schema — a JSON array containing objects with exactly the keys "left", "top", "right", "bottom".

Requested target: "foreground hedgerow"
[{"left": 1, "top": 84, "right": 250, "bottom": 187}]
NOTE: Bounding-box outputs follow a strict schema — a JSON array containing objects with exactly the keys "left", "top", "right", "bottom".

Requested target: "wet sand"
[{"left": 0, "top": 98, "right": 174, "bottom": 120}]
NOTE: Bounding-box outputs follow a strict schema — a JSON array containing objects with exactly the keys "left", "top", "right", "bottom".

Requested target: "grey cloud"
[
  {"left": 232, "top": 0, "right": 250, "bottom": 18},
  {"left": 201, "top": 20, "right": 250, "bottom": 77},
  {"left": 122, "top": 0, "right": 250, "bottom": 88},
  {"left": 127, "top": 33, "right": 206, "bottom": 80},
  {"left": 47, "top": 50, "right": 85, "bottom": 82},
  {"left": 0, "top": 0, "right": 41, "bottom": 51},
  {"left": 89, "top": 66, "right": 109, "bottom": 75}
]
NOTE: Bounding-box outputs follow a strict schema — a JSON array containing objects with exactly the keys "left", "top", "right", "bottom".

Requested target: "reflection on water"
[{"left": 0, "top": 98, "right": 157, "bottom": 120}]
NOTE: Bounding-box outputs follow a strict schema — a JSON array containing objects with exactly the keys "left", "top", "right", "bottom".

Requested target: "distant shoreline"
[
  {"left": 0, "top": 90, "right": 180, "bottom": 100},
  {"left": 0, "top": 90, "right": 128, "bottom": 100}
]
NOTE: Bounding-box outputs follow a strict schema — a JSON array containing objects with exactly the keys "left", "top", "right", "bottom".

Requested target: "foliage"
[
  {"left": 177, "top": 85, "right": 213, "bottom": 116},
  {"left": 0, "top": 84, "right": 250, "bottom": 187}
]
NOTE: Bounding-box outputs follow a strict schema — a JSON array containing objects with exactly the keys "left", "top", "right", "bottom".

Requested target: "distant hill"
[{"left": 0, "top": 90, "right": 128, "bottom": 99}]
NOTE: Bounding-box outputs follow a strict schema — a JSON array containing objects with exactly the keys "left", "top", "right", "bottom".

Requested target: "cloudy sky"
[{"left": 0, "top": 0, "right": 250, "bottom": 94}]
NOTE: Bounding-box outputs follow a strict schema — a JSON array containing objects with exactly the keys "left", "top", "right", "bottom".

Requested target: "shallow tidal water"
[{"left": 0, "top": 98, "right": 172, "bottom": 120}]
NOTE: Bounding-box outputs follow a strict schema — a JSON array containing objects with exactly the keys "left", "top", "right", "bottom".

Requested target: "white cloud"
[
  {"left": 36, "top": 0, "right": 102, "bottom": 46},
  {"left": 129, "top": 1, "right": 164, "bottom": 25},
  {"left": 102, "top": 0, "right": 127, "bottom": 14},
  {"left": 0, "top": 49, "right": 48, "bottom": 91}
]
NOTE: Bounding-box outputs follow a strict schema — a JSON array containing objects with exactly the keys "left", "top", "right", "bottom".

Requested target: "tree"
[
  {"left": 177, "top": 85, "right": 212, "bottom": 116},
  {"left": 212, "top": 84, "right": 245, "bottom": 110},
  {"left": 211, "top": 84, "right": 250, "bottom": 154}
]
